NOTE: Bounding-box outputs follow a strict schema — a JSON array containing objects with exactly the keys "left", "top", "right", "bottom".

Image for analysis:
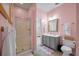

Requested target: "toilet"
[{"left": 61, "top": 40, "right": 75, "bottom": 56}]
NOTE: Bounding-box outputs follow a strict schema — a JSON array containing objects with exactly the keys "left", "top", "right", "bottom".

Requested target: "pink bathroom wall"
[
  {"left": 28, "top": 4, "right": 36, "bottom": 53},
  {"left": 76, "top": 4, "right": 79, "bottom": 56},
  {"left": 0, "top": 32, "right": 2, "bottom": 55},
  {"left": 47, "top": 4, "right": 77, "bottom": 55},
  {"left": 47, "top": 3, "right": 77, "bottom": 40},
  {"left": 37, "top": 7, "right": 48, "bottom": 34}
]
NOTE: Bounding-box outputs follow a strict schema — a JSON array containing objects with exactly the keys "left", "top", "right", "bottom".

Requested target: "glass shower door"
[{"left": 15, "top": 17, "right": 31, "bottom": 54}]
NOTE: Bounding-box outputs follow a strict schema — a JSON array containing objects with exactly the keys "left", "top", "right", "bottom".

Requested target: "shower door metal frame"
[{"left": 15, "top": 16, "right": 32, "bottom": 55}]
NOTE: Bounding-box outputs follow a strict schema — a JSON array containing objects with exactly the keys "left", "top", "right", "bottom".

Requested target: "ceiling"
[
  {"left": 14, "top": 3, "right": 62, "bottom": 13},
  {"left": 37, "top": 3, "right": 62, "bottom": 13},
  {"left": 14, "top": 3, "right": 33, "bottom": 10}
]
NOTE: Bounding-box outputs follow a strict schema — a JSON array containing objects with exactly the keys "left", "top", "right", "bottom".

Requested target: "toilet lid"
[{"left": 63, "top": 40, "right": 75, "bottom": 48}]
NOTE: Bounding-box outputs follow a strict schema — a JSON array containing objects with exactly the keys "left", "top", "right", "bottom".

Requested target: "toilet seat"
[{"left": 61, "top": 46, "right": 72, "bottom": 55}]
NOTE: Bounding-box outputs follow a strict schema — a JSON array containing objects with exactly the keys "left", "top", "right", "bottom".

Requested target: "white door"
[{"left": 36, "top": 17, "right": 42, "bottom": 47}]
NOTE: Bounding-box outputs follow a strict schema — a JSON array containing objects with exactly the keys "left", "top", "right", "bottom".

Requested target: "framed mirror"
[{"left": 48, "top": 19, "right": 58, "bottom": 32}]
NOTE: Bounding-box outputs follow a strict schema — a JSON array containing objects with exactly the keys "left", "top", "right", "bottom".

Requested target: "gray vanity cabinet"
[{"left": 42, "top": 35, "right": 60, "bottom": 50}]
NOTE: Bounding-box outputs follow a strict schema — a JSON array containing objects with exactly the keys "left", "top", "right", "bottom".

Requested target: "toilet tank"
[{"left": 63, "top": 40, "right": 75, "bottom": 48}]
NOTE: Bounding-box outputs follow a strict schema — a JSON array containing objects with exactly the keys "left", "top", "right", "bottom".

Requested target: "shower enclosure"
[{"left": 15, "top": 17, "right": 32, "bottom": 54}]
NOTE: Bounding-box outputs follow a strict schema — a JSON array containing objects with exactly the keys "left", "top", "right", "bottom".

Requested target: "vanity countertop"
[{"left": 42, "top": 34, "right": 60, "bottom": 37}]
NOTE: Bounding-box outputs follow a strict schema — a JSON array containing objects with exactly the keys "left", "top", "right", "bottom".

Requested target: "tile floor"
[
  {"left": 16, "top": 37, "right": 62, "bottom": 56},
  {"left": 16, "top": 46, "right": 62, "bottom": 56},
  {"left": 36, "top": 45, "right": 62, "bottom": 56}
]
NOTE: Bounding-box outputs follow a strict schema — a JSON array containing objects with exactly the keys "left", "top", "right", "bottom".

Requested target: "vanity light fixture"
[{"left": 49, "top": 15, "right": 57, "bottom": 21}]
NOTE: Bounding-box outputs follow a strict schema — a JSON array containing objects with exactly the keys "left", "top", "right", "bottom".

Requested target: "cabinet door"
[
  {"left": 55, "top": 37, "right": 60, "bottom": 49},
  {"left": 45, "top": 36, "right": 49, "bottom": 47},
  {"left": 42, "top": 35, "right": 46, "bottom": 45},
  {"left": 53, "top": 38, "right": 58, "bottom": 50},
  {"left": 49, "top": 37, "right": 55, "bottom": 50},
  {"left": 49, "top": 37, "right": 60, "bottom": 50}
]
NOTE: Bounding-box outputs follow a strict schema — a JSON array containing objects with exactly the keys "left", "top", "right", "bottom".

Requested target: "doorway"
[{"left": 36, "top": 17, "right": 42, "bottom": 49}]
